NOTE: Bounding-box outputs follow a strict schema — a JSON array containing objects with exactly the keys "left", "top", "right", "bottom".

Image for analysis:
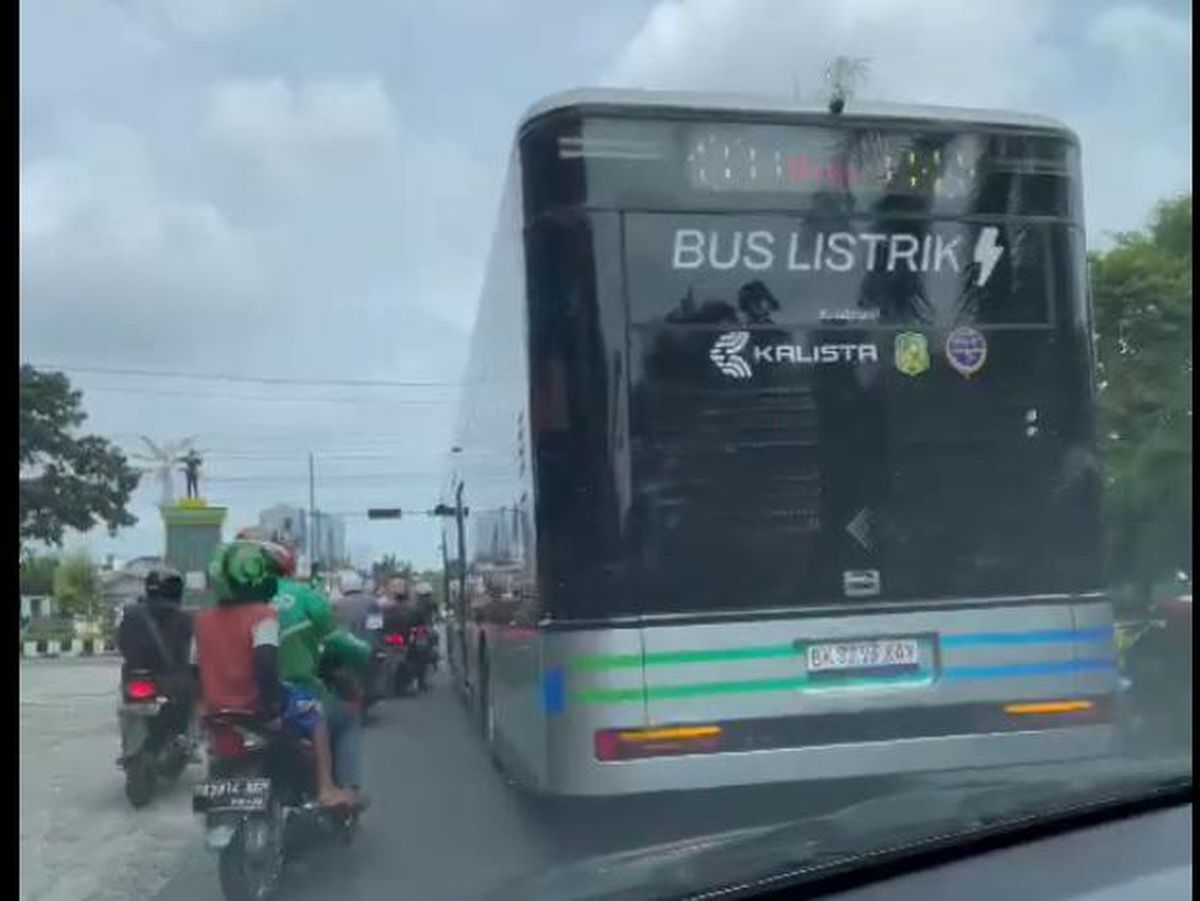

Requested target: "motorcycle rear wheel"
[
  {"left": 124, "top": 759, "right": 155, "bottom": 808},
  {"left": 218, "top": 818, "right": 282, "bottom": 901}
]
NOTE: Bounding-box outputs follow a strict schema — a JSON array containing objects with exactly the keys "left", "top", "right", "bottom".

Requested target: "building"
[
  {"left": 258, "top": 504, "right": 308, "bottom": 550},
  {"left": 20, "top": 595, "right": 56, "bottom": 623},
  {"left": 311, "top": 510, "right": 346, "bottom": 567},
  {"left": 98, "top": 556, "right": 168, "bottom": 612},
  {"left": 254, "top": 504, "right": 344, "bottom": 566}
]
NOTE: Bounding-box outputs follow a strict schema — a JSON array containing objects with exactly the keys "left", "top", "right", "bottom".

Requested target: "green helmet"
[{"left": 209, "top": 540, "right": 284, "bottom": 602}]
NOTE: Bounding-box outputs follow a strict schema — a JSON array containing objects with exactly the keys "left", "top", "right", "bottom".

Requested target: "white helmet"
[{"left": 337, "top": 570, "right": 365, "bottom": 594}]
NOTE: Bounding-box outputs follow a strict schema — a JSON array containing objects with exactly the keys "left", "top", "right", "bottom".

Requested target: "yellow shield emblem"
[{"left": 894, "top": 332, "right": 930, "bottom": 376}]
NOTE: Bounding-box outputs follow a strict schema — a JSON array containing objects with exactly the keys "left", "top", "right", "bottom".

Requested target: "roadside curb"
[{"left": 20, "top": 638, "right": 118, "bottom": 659}]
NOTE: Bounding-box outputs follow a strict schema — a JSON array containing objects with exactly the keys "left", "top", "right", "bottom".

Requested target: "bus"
[{"left": 441, "top": 88, "right": 1116, "bottom": 797}]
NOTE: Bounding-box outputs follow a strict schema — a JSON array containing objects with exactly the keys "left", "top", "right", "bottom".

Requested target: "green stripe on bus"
[
  {"left": 571, "top": 687, "right": 646, "bottom": 704},
  {"left": 570, "top": 645, "right": 797, "bottom": 672},
  {"left": 571, "top": 673, "right": 930, "bottom": 705}
]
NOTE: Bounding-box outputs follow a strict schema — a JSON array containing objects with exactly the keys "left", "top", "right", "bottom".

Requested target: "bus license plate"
[
  {"left": 365, "top": 614, "right": 384, "bottom": 631},
  {"left": 806, "top": 638, "right": 920, "bottom": 673}
]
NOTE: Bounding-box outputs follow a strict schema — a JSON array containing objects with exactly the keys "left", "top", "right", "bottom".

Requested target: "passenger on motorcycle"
[
  {"left": 380, "top": 575, "right": 412, "bottom": 634},
  {"left": 192, "top": 540, "right": 357, "bottom": 809},
  {"left": 273, "top": 556, "right": 371, "bottom": 810},
  {"left": 117, "top": 566, "right": 197, "bottom": 754}
]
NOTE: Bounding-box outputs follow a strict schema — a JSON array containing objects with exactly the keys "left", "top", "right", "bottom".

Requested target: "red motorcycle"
[
  {"left": 383, "top": 623, "right": 435, "bottom": 695},
  {"left": 195, "top": 710, "right": 359, "bottom": 901}
]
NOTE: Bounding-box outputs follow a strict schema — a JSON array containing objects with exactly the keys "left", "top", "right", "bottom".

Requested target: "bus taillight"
[{"left": 594, "top": 725, "right": 723, "bottom": 761}]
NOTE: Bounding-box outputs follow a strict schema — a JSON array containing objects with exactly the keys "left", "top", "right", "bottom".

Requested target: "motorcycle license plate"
[
  {"left": 193, "top": 778, "right": 271, "bottom": 814},
  {"left": 365, "top": 614, "right": 384, "bottom": 631},
  {"left": 120, "top": 701, "right": 163, "bottom": 716}
]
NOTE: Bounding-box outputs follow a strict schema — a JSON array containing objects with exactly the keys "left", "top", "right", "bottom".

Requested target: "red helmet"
[
  {"left": 234, "top": 528, "right": 296, "bottom": 577},
  {"left": 265, "top": 541, "right": 296, "bottom": 577}
]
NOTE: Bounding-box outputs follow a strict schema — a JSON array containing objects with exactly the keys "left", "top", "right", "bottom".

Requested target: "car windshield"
[{"left": 19, "top": 2, "right": 1190, "bottom": 901}]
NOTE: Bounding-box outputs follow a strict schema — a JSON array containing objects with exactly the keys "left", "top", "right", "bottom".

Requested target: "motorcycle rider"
[
  {"left": 333, "top": 571, "right": 377, "bottom": 636},
  {"left": 414, "top": 582, "right": 437, "bottom": 626},
  {"left": 192, "top": 539, "right": 357, "bottom": 809},
  {"left": 380, "top": 574, "right": 411, "bottom": 634},
  {"left": 272, "top": 555, "right": 371, "bottom": 808},
  {"left": 116, "top": 566, "right": 197, "bottom": 755}
]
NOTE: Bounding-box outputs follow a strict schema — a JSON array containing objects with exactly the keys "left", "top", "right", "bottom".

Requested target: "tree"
[
  {"left": 20, "top": 553, "right": 59, "bottom": 596},
  {"left": 371, "top": 554, "right": 416, "bottom": 585},
  {"left": 20, "top": 365, "right": 141, "bottom": 549},
  {"left": 1090, "top": 195, "right": 1192, "bottom": 602},
  {"left": 53, "top": 551, "right": 98, "bottom": 618}
]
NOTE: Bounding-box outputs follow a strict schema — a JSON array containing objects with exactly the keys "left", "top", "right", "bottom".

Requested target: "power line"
[
  {"left": 29, "top": 361, "right": 462, "bottom": 389},
  {"left": 205, "top": 470, "right": 508, "bottom": 484},
  {"left": 85, "top": 385, "right": 451, "bottom": 405},
  {"left": 106, "top": 432, "right": 426, "bottom": 447},
  {"left": 203, "top": 451, "right": 420, "bottom": 461}
]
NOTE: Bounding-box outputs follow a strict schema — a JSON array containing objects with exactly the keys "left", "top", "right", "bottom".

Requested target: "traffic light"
[{"left": 367, "top": 508, "right": 403, "bottom": 520}]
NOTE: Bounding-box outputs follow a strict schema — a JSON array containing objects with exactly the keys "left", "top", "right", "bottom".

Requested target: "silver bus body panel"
[
  {"left": 519, "top": 599, "right": 1116, "bottom": 795},
  {"left": 549, "top": 727, "right": 1113, "bottom": 797},
  {"left": 520, "top": 88, "right": 1074, "bottom": 136}
]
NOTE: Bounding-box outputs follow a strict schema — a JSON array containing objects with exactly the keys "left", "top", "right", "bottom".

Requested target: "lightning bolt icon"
[{"left": 973, "top": 226, "right": 1003, "bottom": 287}]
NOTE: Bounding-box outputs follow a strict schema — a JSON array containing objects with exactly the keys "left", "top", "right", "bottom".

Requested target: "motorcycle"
[
  {"left": 116, "top": 668, "right": 195, "bottom": 808},
  {"left": 194, "top": 711, "right": 359, "bottom": 901},
  {"left": 359, "top": 609, "right": 397, "bottom": 717},
  {"left": 1117, "top": 591, "right": 1192, "bottom": 753},
  {"left": 392, "top": 623, "right": 436, "bottom": 695}
]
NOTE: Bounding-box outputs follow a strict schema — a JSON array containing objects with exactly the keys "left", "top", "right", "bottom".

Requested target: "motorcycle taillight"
[
  {"left": 384, "top": 632, "right": 405, "bottom": 647},
  {"left": 124, "top": 679, "right": 158, "bottom": 701}
]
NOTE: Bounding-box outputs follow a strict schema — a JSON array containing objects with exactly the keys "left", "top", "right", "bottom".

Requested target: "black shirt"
[{"left": 118, "top": 602, "right": 193, "bottom": 677}]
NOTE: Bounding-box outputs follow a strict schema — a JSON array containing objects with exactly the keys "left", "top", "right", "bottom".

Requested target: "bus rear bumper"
[{"left": 549, "top": 725, "right": 1116, "bottom": 797}]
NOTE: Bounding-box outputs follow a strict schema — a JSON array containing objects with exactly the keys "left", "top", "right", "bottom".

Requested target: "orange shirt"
[{"left": 193, "top": 602, "right": 278, "bottom": 713}]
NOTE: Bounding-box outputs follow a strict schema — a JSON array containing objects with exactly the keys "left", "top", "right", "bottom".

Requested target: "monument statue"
[
  {"left": 178, "top": 449, "right": 203, "bottom": 500},
  {"left": 132, "top": 436, "right": 198, "bottom": 507}
]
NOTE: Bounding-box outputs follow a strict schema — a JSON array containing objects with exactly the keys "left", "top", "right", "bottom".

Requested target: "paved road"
[
  {"left": 24, "top": 657, "right": 1181, "bottom": 901},
  {"left": 153, "top": 671, "right": 891, "bottom": 901},
  {"left": 20, "top": 657, "right": 202, "bottom": 901}
]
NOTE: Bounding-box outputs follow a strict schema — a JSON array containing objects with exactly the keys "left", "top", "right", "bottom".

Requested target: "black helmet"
[{"left": 145, "top": 566, "right": 184, "bottom": 605}]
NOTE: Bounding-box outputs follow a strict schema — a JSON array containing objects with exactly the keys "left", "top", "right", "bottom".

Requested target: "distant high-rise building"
[
  {"left": 310, "top": 510, "right": 347, "bottom": 566},
  {"left": 259, "top": 504, "right": 307, "bottom": 550}
]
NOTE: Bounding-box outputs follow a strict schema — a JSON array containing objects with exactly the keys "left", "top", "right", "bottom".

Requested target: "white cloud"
[
  {"left": 207, "top": 77, "right": 402, "bottom": 182},
  {"left": 123, "top": 0, "right": 292, "bottom": 38},
  {"left": 1089, "top": 4, "right": 1191, "bottom": 56},
  {"left": 19, "top": 119, "right": 265, "bottom": 364},
  {"left": 1078, "top": 4, "right": 1192, "bottom": 240},
  {"left": 604, "top": 0, "right": 1061, "bottom": 109},
  {"left": 604, "top": 0, "right": 1191, "bottom": 239}
]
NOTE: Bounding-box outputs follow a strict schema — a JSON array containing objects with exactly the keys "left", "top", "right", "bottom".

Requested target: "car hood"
[{"left": 481, "top": 757, "right": 1191, "bottom": 901}]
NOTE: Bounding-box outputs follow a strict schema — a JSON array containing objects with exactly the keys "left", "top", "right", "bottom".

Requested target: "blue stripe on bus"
[
  {"left": 542, "top": 666, "right": 565, "bottom": 715},
  {"left": 942, "top": 657, "right": 1117, "bottom": 681},
  {"left": 941, "top": 625, "right": 1114, "bottom": 648}
]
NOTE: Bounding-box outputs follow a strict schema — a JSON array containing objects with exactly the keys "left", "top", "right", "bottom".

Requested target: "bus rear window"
[{"left": 624, "top": 213, "right": 1061, "bottom": 329}]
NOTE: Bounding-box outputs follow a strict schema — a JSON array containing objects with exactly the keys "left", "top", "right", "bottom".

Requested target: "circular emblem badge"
[{"left": 945, "top": 326, "right": 988, "bottom": 378}]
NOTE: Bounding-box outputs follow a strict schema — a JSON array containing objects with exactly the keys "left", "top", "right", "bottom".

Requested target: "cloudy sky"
[{"left": 20, "top": 0, "right": 1192, "bottom": 568}]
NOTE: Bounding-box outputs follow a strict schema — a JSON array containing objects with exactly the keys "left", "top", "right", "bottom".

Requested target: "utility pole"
[
  {"left": 454, "top": 482, "right": 467, "bottom": 606},
  {"left": 308, "top": 452, "right": 316, "bottom": 570}
]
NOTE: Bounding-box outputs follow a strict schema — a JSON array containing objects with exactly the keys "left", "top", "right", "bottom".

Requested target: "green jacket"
[{"left": 273, "top": 578, "right": 370, "bottom": 704}]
